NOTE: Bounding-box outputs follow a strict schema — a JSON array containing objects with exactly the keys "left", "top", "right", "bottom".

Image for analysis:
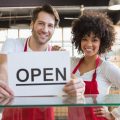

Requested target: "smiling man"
[
  {"left": 0, "top": 4, "right": 85, "bottom": 120},
  {"left": 1, "top": 4, "right": 60, "bottom": 120}
]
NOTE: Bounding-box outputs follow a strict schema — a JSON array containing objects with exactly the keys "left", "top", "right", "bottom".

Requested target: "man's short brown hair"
[{"left": 32, "top": 4, "right": 60, "bottom": 27}]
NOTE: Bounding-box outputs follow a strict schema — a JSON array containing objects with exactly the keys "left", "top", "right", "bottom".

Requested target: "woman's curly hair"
[{"left": 71, "top": 11, "right": 115, "bottom": 54}]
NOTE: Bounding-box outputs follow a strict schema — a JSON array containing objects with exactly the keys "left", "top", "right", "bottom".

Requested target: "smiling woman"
[{"left": 68, "top": 10, "right": 120, "bottom": 120}]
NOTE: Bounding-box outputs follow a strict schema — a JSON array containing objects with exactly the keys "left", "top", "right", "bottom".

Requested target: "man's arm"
[
  {"left": 0, "top": 54, "right": 7, "bottom": 81},
  {"left": 0, "top": 54, "right": 14, "bottom": 97}
]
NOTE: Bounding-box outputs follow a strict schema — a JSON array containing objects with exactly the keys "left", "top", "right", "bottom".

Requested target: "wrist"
[{"left": 110, "top": 112, "right": 115, "bottom": 120}]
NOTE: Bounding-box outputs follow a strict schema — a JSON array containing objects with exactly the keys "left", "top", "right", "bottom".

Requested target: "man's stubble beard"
[{"left": 32, "top": 30, "right": 51, "bottom": 45}]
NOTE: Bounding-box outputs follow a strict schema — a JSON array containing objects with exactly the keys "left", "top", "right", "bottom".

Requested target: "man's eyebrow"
[{"left": 37, "top": 20, "right": 44, "bottom": 22}]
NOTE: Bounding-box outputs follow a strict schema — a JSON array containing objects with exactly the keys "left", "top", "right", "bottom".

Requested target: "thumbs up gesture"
[{"left": 63, "top": 74, "right": 85, "bottom": 96}]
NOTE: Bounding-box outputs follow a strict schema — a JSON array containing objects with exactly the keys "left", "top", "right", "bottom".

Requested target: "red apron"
[
  {"left": 2, "top": 38, "right": 54, "bottom": 120},
  {"left": 68, "top": 57, "right": 107, "bottom": 120}
]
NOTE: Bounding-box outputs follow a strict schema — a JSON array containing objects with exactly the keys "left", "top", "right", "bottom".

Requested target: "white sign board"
[{"left": 7, "top": 51, "right": 70, "bottom": 96}]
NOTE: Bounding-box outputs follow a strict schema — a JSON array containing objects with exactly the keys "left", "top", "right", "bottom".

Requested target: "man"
[{"left": 0, "top": 4, "right": 85, "bottom": 120}]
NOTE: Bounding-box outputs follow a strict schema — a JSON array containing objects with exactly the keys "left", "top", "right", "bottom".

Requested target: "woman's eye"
[
  {"left": 82, "top": 38, "right": 87, "bottom": 41},
  {"left": 93, "top": 38, "right": 99, "bottom": 42}
]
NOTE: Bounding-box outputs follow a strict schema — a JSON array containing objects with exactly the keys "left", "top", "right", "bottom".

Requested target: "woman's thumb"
[{"left": 71, "top": 74, "right": 77, "bottom": 79}]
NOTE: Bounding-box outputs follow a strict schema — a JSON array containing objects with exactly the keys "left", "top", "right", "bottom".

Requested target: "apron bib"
[
  {"left": 2, "top": 38, "right": 54, "bottom": 120},
  {"left": 68, "top": 57, "right": 107, "bottom": 120}
]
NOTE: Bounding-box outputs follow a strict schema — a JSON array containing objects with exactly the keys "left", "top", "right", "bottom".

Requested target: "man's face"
[{"left": 31, "top": 11, "right": 55, "bottom": 45}]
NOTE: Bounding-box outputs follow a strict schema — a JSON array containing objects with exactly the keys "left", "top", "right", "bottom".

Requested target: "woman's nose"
[{"left": 87, "top": 40, "right": 92, "bottom": 46}]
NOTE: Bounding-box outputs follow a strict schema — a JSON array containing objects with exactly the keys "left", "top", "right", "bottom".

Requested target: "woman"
[{"left": 63, "top": 11, "right": 120, "bottom": 120}]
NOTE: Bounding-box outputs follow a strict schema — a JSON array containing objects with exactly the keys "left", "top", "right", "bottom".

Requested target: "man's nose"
[{"left": 42, "top": 25, "right": 48, "bottom": 33}]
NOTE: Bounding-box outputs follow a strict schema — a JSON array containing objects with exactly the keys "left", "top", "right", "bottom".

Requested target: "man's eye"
[
  {"left": 49, "top": 24, "right": 54, "bottom": 28},
  {"left": 39, "top": 23, "right": 43, "bottom": 25}
]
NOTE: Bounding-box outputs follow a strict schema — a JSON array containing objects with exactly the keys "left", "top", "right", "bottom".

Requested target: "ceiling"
[{"left": 0, "top": 0, "right": 120, "bottom": 28}]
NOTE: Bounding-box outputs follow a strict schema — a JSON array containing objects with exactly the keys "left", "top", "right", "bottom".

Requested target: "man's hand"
[
  {"left": 0, "top": 54, "right": 14, "bottom": 97},
  {"left": 63, "top": 74, "right": 85, "bottom": 96},
  {"left": 0, "top": 80, "right": 14, "bottom": 97},
  {"left": 0, "top": 96, "right": 13, "bottom": 105}
]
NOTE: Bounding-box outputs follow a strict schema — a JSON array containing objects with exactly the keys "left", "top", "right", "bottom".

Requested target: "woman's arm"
[
  {"left": 103, "top": 61, "right": 120, "bottom": 88},
  {"left": 111, "top": 107, "right": 120, "bottom": 120}
]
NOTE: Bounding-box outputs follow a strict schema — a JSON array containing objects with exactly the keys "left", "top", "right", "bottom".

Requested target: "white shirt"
[
  {"left": 1, "top": 38, "right": 51, "bottom": 53},
  {"left": 71, "top": 57, "right": 120, "bottom": 119}
]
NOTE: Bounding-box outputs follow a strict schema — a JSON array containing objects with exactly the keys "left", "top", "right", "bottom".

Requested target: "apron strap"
[
  {"left": 72, "top": 57, "right": 84, "bottom": 74},
  {"left": 24, "top": 38, "right": 51, "bottom": 52},
  {"left": 24, "top": 38, "right": 28, "bottom": 52},
  {"left": 92, "top": 57, "right": 100, "bottom": 81},
  {"left": 72, "top": 56, "right": 100, "bottom": 75}
]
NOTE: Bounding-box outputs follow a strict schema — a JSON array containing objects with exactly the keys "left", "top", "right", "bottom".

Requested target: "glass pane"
[
  {"left": 114, "top": 26, "right": 120, "bottom": 44},
  {"left": 63, "top": 42, "right": 72, "bottom": 56},
  {"left": 108, "top": 44, "right": 120, "bottom": 67},
  {"left": 63, "top": 27, "right": 72, "bottom": 42},
  {"left": 51, "top": 28, "right": 62, "bottom": 42},
  {"left": 0, "top": 30, "right": 7, "bottom": 41},
  {"left": 19, "top": 29, "right": 31, "bottom": 38},
  {"left": 0, "top": 43, "right": 4, "bottom": 51},
  {"left": 50, "top": 42, "right": 62, "bottom": 47},
  {"left": 63, "top": 46, "right": 72, "bottom": 56},
  {"left": 63, "top": 42, "right": 72, "bottom": 47},
  {"left": 7, "top": 29, "right": 18, "bottom": 39},
  {"left": 0, "top": 95, "right": 120, "bottom": 120},
  {"left": 0, "top": 94, "right": 120, "bottom": 107}
]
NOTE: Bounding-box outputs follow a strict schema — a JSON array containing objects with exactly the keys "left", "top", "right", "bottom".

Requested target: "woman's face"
[{"left": 81, "top": 32, "right": 101, "bottom": 57}]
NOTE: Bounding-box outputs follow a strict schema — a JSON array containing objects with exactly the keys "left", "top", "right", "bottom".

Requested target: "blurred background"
[
  {"left": 0, "top": 0, "right": 120, "bottom": 58},
  {"left": 0, "top": 1, "right": 120, "bottom": 119}
]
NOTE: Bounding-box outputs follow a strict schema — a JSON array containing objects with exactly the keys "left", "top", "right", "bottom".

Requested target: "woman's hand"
[
  {"left": 0, "top": 80, "right": 14, "bottom": 97},
  {"left": 93, "top": 106, "right": 115, "bottom": 120},
  {"left": 52, "top": 45, "right": 65, "bottom": 51},
  {"left": 63, "top": 74, "right": 85, "bottom": 96}
]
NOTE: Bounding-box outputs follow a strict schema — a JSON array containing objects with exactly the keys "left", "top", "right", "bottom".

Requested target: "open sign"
[{"left": 7, "top": 51, "right": 70, "bottom": 96}]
